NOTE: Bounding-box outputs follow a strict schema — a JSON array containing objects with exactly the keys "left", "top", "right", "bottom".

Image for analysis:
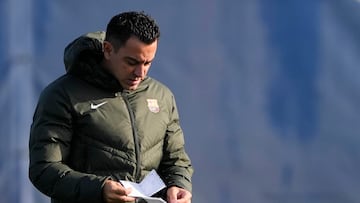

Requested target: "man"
[{"left": 29, "top": 11, "right": 193, "bottom": 203}]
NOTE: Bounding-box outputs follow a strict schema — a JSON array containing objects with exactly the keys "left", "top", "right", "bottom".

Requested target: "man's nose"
[{"left": 134, "top": 65, "right": 146, "bottom": 78}]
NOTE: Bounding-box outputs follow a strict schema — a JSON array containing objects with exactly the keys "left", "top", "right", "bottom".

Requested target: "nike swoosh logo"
[{"left": 90, "top": 101, "right": 108, "bottom": 110}]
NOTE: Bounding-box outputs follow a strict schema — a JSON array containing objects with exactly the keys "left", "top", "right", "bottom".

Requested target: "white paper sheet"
[{"left": 120, "top": 169, "right": 167, "bottom": 203}]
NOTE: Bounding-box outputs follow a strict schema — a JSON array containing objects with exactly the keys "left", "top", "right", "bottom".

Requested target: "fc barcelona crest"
[{"left": 146, "top": 99, "right": 160, "bottom": 113}]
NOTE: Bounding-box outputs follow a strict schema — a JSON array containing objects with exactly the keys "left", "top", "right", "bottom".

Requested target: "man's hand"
[
  {"left": 103, "top": 179, "right": 136, "bottom": 203},
  {"left": 167, "top": 186, "right": 192, "bottom": 203}
]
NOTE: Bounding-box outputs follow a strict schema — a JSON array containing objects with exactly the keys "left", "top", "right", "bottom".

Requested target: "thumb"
[{"left": 167, "top": 187, "right": 178, "bottom": 203}]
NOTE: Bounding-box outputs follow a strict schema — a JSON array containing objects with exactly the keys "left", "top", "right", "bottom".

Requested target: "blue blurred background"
[{"left": 1, "top": 1, "right": 360, "bottom": 203}]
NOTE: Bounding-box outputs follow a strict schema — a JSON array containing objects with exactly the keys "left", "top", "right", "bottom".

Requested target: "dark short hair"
[{"left": 105, "top": 11, "right": 160, "bottom": 50}]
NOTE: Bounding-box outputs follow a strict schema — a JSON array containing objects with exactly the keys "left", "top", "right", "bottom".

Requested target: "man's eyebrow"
[
  {"left": 124, "top": 56, "right": 139, "bottom": 62},
  {"left": 124, "top": 56, "right": 153, "bottom": 64}
]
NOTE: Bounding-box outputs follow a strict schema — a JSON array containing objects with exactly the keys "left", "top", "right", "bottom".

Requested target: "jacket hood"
[{"left": 63, "top": 31, "right": 123, "bottom": 91}]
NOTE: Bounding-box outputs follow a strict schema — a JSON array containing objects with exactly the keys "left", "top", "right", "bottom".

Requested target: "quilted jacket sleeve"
[
  {"left": 28, "top": 81, "right": 108, "bottom": 203},
  {"left": 159, "top": 95, "right": 194, "bottom": 192}
]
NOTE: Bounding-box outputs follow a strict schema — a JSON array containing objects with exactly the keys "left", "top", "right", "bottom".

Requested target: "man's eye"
[{"left": 127, "top": 60, "right": 138, "bottom": 66}]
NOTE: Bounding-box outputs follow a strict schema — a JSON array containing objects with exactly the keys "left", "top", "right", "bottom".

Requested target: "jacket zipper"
[{"left": 121, "top": 92, "right": 141, "bottom": 181}]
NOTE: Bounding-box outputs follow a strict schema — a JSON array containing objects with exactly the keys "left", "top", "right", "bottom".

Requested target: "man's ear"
[{"left": 103, "top": 41, "right": 112, "bottom": 59}]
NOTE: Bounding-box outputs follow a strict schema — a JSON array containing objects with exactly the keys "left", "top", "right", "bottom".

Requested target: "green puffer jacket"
[{"left": 29, "top": 31, "right": 193, "bottom": 203}]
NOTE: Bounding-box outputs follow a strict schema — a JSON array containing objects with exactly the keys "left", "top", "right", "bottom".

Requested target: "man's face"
[{"left": 103, "top": 36, "right": 158, "bottom": 90}]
